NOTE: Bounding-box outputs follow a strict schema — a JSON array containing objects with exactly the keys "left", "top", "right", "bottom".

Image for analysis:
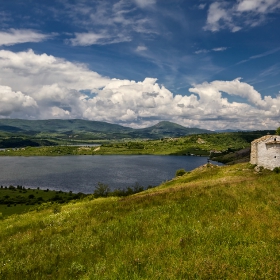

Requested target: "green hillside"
[
  {"left": 131, "top": 121, "right": 211, "bottom": 138},
  {"left": 0, "top": 119, "right": 132, "bottom": 134},
  {"left": 0, "top": 119, "right": 212, "bottom": 141},
  {"left": 1, "top": 163, "right": 280, "bottom": 279}
]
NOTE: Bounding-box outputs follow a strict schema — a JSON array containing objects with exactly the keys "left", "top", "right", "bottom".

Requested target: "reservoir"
[{"left": 0, "top": 155, "right": 222, "bottom": 193}]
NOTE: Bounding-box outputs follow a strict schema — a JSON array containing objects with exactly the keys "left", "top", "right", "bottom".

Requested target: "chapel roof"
[{"left": 251, "top": 135, "right": 274, "bottom": 144}]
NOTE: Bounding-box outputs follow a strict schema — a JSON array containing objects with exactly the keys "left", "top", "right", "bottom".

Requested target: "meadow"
[{"left": 1, "top": 163, "right": 280, "bottom": 279}]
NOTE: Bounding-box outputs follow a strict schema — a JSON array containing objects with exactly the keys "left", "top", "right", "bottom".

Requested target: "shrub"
[
  {"left": 69, "top": 261, "right": 86, "bottom": 275},
  {"left": 94, "top": 182, "right": 111, "bottom": 198},
  {"left": 132, "top": 182, "right": 144, "bottom": 193},
  {"left": 248, "top": 163, "right": 257, "bottom": 169},
  {"left": 53, "top": 204, "right": 62, "bottom": 214},
  {"left": 273, "top": 167, "right": 280, "bottom": 174},
  {"left": 176, "top": 168, "right": 186, "bottom": 177}
]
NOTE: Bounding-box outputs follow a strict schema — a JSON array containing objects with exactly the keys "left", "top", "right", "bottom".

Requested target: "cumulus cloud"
[
  {"left": 0, "top": 85, "right": 37, "bottom": 117},
  {"left": 0, "top": 49, "right": 279, "bottom": 130},
  {"left": 189, "top": 78, "right": 280, "bottom": 129},
  {"left": 0, "top": 49, "right": 109, "bottom": 93},
  {"left": 204, "top": 0, "right": 280, "bottom": 32},
  {"left": 0, "top": 29, "right": 51, "bottom": 46}
]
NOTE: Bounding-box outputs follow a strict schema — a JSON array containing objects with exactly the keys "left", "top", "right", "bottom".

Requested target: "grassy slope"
[{"left": 1, "top": 163, "right": 280, "bottom": 279}]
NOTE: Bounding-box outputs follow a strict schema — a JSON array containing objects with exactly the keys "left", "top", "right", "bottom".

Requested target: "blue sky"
[{"left": 0, "top": 0, "right": 280, "bottom": 130}]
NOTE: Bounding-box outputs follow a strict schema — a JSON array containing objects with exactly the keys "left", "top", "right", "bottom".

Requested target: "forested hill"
[{"left": 0, "top": 119, "right": 212, "bottom": 140}]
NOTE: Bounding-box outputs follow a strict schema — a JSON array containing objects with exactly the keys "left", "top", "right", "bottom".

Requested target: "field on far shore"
[{"left": 0, "top": 131, "right": 263, "bottom": 164}]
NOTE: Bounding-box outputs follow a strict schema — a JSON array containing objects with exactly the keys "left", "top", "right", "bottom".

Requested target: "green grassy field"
[{"left": 1, "top": 163, "right": 280, "bottom": 279}]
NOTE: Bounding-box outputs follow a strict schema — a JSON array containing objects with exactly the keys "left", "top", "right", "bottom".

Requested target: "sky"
[{"left": 0, "top": 0, "right": 280, "bottom": 131}]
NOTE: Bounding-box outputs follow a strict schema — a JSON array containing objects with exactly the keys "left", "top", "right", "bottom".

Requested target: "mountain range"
[{"left": 0, "top": 119, "right": 212, "bottom": 140}]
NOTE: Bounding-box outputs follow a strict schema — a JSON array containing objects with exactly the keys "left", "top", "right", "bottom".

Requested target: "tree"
[
  {"left": 175, "top": 169, "right": 186, "bottom": 177},
  {"left": 93, "top": 182, "right": 110, "bottom": 198},
  {"left": 276, "top": 127, "right": 280, "bottom": 135}
]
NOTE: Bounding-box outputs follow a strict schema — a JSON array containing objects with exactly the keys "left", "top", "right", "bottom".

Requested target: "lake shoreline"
[{"left": 0, "top": 155, "right": 221, "bottom": 194}]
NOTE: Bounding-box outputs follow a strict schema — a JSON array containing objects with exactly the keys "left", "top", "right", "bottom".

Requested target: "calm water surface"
[{"left": 0, "top": 156, "right": 222, "bottom": 193}]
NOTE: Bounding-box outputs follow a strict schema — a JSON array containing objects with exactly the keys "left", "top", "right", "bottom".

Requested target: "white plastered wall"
[{"left": 255, "top": 136, "right": 280, "bottom": 170}]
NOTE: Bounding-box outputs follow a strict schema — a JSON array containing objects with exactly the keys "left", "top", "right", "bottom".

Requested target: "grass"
[{"left": 1, "top": 163, "right": 280, "bottom": 279}]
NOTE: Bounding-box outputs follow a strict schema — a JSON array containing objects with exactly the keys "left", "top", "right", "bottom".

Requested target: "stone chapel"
[{"left": 250, "top": 135, "right": 280, "bottom": 170}]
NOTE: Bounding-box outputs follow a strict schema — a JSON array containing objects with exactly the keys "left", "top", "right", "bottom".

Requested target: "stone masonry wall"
[{"left": 250, "top": 142, "right": 258, "bottom": 164}]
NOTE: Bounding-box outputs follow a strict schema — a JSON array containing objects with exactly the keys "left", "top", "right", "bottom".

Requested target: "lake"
[{"left": 0, "top": 155, "right": 222, "bottom": 193}]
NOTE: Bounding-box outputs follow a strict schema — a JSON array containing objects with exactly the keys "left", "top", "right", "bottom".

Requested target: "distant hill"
[
  {"left": 215, "top": 129, "right": 241, "bottom": 133},
  {"left": 0, "top": 119, "right": 132, "bottom": 134},
  {"left": 132, "top": 121, "right": 212, "bottom": 138},
  {"left": 0, "top": 119, "right": 212, "bottom": 140}
]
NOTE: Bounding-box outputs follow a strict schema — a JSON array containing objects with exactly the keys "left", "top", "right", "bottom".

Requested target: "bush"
[
  {"left": 94, "top": 182, "right": 110, "bottom": 198},
  {"left": 53, "top": 204, "right": 62, "bottom": 214},
  {"left": 248, "top": 163, "right": 257, "bottom": 169},
  {"left": 176, "top": 169, "right": 186, "bottom": 177},
  {"left": 273, "top": 167, "right": 280, "bottom": 174}
]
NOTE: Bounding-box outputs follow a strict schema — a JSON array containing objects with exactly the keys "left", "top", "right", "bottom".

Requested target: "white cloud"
[
  {"left": 0, "top": 85, "right": 37, "bottom": 117},
  {"left": 198, "top": 4, "right": 206, "bottom": 10},
  {"left": 236, "top": 47, "right": 280, "bottom": 65},
  {"left": 204, "top": 0, "right": 280, "bottom": 32},
  {"left": 213, "top": 47, "right": 227, "bottom": 52},
  {"left": 68, "top": 32, "right": 131, "bottom": 46},
  {"left": 236, "top": 0, "right": 280, "bottom": 13},
  {"left": 195, "top": 49, "right": 209, "bottom": 54},
  {"left": 204, "top": 2, "right": 233, "bottom": 32},
  {"left": 195, "top": 47, "right": 227, "bottom": 54},
  {"left": 0, "top": 49, "right": 110, "bottom": 93},
  {"left": 136, "top": 45, "right": 147, "bottom": 52},
  {"left": 0, "top": 49, "right": 279, "bottom": 130},
  {"left": 63, "top": 1, "right": 157, "bottom": 46},
  {"left": 134, "top": 0, "right": 156, "bottom": 8},
  {"left": 68, "top": 32, "right": 107, "bottom": 46},
  {"left": 0, "top": 28, "right": 51, "bottom": 46}
]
